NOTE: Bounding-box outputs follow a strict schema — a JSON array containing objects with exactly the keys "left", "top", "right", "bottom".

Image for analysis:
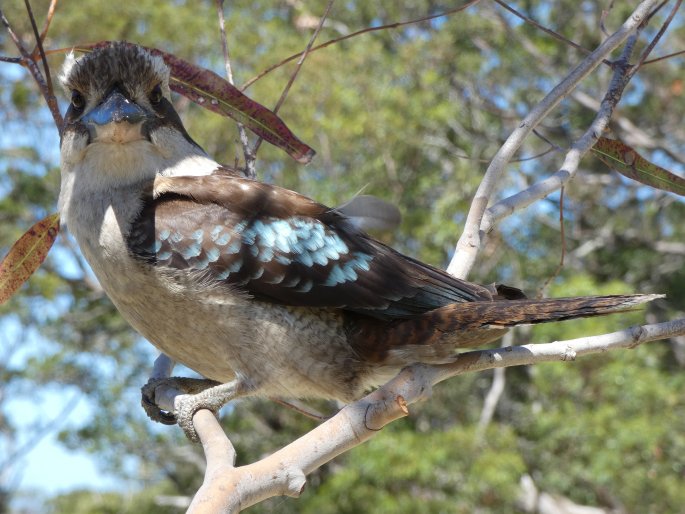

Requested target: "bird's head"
[{"left": 59, "top": 42, "right": 215, "bottom": 192}]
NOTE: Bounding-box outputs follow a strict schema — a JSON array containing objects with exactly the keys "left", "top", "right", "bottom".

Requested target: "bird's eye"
[
  {"left": 149, "top": 84, "right": 163, "bottom": 105},
  {"left": 71, "top": 90, "right": 85, "bottom": 110}
]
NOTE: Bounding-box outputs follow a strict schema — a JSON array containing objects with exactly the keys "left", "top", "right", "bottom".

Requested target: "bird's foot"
[
  {"left": 141, "top": 377, "right": 220, "bottom": 428},
  {"left": 142, "top": 377, "right": 247, "bottom": 441}
]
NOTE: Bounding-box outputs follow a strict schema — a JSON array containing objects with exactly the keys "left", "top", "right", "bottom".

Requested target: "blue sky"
[{"left": 9, "top": 393, "right": 123, "bottom": 494}]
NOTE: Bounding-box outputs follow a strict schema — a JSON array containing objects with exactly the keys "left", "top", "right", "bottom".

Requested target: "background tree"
[{"left": 1, "top": 1, "right": 684, "bottom": 512}]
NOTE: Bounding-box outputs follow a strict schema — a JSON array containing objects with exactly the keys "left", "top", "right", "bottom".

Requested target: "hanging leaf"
[
  {"left": 592, "top": 137, "right": 685, "bottom": 196},
  {"left": 77, "top": 42, "right": 316, "bottom": 164},
  {"left": 0, "top": 213, "right": 60, "bottom": 305}
]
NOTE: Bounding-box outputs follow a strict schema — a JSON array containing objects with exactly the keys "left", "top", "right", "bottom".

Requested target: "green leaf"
[
  {"left": 0, "top": 212, "right": 60, "bottom": 304},
  {"left": 76, "top": 42, "right": 316, "bottom": 164},
  {"left": 592, "top": 137, "right": 685, "bottom": 196}
]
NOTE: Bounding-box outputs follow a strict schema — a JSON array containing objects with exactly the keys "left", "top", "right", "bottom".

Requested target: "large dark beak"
[{"left": 82, "top": 88, "right": 152, "bottom": 143}]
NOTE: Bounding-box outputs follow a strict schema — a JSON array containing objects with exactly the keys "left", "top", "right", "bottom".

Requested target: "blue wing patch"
[
  {"left": 126, "top": 175, "right": 494, "bottom": 318},
  {"left": 146, "top": 215, "right": 374, "bottom": 292}
]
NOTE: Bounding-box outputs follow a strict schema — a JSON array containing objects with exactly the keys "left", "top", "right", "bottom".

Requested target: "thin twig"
[
  {"left": 216, "top": 0, "right": 256, "bottom": 179},
  {"left": 429, "top": 146, "right": 558, "bottom": 164},
  {"left": 36, "top": 0, "right": 58, "bottom": 46},
  {"left": 240, "top": 0, "right": 481, "bottom": 91},
  {"left": 251, "top": 0, "right": 335, "bottom": 158},
  {"left": 492, "top": 0, "right": 595, "bottom": 58},
  {"left": 628, "top": 0, "right": 682, "bottom": 78},
  {"left": 269, "top": 397, "right": 330, "bottom": 422},
  {"left": 0, "top": 7, "right": 64, "bottom": 132},
  {"left": 24, "top": 0, "right": 55, "bottom": 105},
  {"left": 532, "top": 128, "right": 564, "bottom": 152},
  {"left": 643, "top": 48, "right": 685, "bottom": 65},
  {"left": 599, "top": 1, "right": 615, "bottom": 37},
  {"left": 537, "top": 186, "right": 566, "bottom": 298}
]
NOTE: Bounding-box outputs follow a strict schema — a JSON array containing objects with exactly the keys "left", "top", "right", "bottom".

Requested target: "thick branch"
[{"left": 184, "top": 316, "right": 685, "bottom": 513}]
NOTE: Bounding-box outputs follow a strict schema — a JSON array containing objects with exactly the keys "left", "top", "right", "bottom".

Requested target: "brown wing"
[{"left": 127, "top": 174, "right": 494, "bottom": 320}]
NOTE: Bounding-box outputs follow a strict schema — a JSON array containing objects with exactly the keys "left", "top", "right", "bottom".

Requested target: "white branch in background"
[
  {"left": 481, "top": 34, "right": 638, "bottom": 235},
  {"left": 476, "top": 331, "right": 511, "bottom": 437},
  {"left": 184, "top": 317, "right": 685, "bottom": 513},
  {"left": 447, "top": 0, "right": 658, "bottom": 279}
]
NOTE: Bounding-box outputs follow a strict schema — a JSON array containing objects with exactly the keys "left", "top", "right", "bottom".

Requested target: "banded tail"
[
  {"left": 425, "top": 294, "right": 663, "bottom": 332},
  {"left": 361, "top": 294, "right": 663, "bottom": 364}
]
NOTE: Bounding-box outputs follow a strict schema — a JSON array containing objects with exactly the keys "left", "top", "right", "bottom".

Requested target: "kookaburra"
[{"left": 58, "top": 42, "right": 656, "bottom": 439}]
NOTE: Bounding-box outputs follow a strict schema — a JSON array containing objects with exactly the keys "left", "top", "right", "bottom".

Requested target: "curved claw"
[
  {"left": 141, "top": 376, "right": 219, "bottom": 427},
  {"left": 141, "top": 384, "right": 177, "bottom": 425}
]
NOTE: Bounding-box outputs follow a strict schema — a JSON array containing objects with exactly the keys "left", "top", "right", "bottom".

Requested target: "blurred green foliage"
[{"left": 1, "top": 1, "right": 683, "bottom": 512}]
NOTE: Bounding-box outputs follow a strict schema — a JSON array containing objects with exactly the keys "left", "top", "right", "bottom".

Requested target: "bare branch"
[
  {"left": 480, "top": 33, "right": 639, "bottom": 235},
  {"left": 24, "top": 0, "right": 53, "bottom": 99},
  {"left": 216, "top": 0, "right": 256, "bottom": 179},
  {"left": 240, "top": 0, "right": 482, "bottom": 91},
  {"left": 599, "top": 1, "right": 616, "bottom": 37},
  {"left": 251, "top": 0, "right": 335, "bottom": 159},
  {"left": 643, "top": 48, "right": 685, "bottom": 65},
  {"left": 492, "top": 0, "right": 594, "bottom": 58},
  {"left": 447, "top": 0, "right": 658, "bottom": 279},
  {"left": 183, "top": 316, "right": 685, "bottom": 512},
  {"left": 629, "top": 0, "right": 682, "bottom": 78},
  {"left": 35, "top": 0, "right": 58, "bottom": 47},
  {"left": 0, "top": 6, "right": 64, "bottom": 132}
]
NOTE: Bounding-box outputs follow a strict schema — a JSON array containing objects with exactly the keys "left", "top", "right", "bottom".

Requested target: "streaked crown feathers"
[{"left": 60, "top": 42, "right": 171, "bottom": 105}]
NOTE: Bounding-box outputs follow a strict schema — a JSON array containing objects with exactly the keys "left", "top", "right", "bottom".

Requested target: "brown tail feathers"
[
  {"left": 377, "top": 294, "right": 663, "bottom": 360},
  {"left": 427, "top": 294, "right": 663, "bottom": 332}
]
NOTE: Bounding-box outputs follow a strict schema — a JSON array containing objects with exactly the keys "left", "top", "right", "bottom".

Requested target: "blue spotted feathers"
[{"left": 127, "top": 173, "right": 493, "bottom": 320}]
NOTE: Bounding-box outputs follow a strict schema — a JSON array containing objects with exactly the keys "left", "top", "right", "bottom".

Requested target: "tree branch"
[
  {"left": 0, "top": 5, "right": 64, "bottom": 133},
  {"left": 251, "top": 0, "right": 335, "bottom": 159},
  {"left": 240, "top": 0, "right": 482, "bottom": 92},
  {"left": 446, "top": 0, "right": 658, "bottom": 279},
  {"left": 215, "top": 0, "right": 256, "bottom": 179},
  {"left": 492, "top": 0, "right": 594, "bottom": 58},
  {"left": 181, "top": 316, "right": 685, "bottom": 513},
  {"left": 480, "top": 32, "right": 637, "bottom": 235}
]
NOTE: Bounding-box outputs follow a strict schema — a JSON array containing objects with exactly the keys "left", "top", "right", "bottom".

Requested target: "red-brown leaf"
[{"left": 0, "top": 213, "right": 60, "bottom": 305}]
